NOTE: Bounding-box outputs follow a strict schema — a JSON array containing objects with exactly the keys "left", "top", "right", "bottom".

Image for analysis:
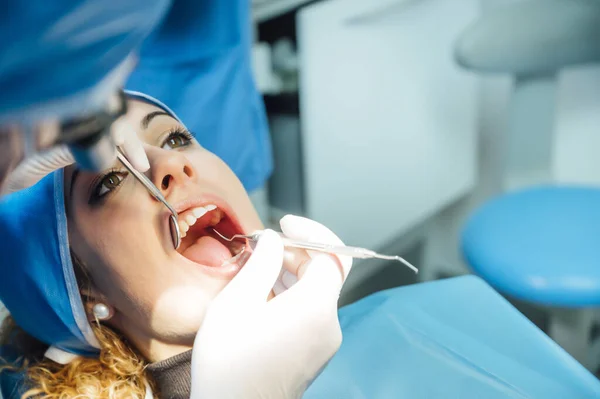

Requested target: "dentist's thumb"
[
  {"left": 280, "top": 215, "right": 352, "bottom": 281},
  {"left": 216, "top": 229, "right": 284, "bottom": 304},
  {"left": 289, "top": 254, "right": 345, "bottom": 306}
]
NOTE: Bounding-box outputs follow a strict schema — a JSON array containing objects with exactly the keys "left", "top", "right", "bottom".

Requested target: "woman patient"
[{"left": 0, "top": 92, "right": 350, "bottom": 398}]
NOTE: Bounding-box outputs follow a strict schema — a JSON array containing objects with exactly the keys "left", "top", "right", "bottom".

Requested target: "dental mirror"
[{"left": 116, "top": 149, "right": 181, "bottom": 249}]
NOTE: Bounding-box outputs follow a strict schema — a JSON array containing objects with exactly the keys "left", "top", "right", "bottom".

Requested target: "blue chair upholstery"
[
  {"left": 462, "top": 186, "right": 600, "bottom": 307},
  {"left": 307, "top": 276, "right": 600, "bottom": 398}
]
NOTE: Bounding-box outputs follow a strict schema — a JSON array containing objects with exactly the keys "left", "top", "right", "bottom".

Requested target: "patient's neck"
[
  {"left": 114, "top": 318, "right": 193, "bottom": 363},
  {"left": 145, "top": 341, "right": 193, "bottom": 363}
]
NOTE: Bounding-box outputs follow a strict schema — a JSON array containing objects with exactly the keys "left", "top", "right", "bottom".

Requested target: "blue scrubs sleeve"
[{"left": 125, "top": 0, "right": 272, "bottom": 192}]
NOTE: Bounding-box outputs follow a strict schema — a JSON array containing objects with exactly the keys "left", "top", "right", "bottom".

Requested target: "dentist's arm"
[
  {"left": 0, "top": 117, "right": 149, "bottom": 195},
  {"left": 0, "top": 0, "right": 169, "bottom": 193},
  {"left": 190, "top": 217, "right": 352, "bottom": 399},
  {"left": 0, "top": 128, "right": 23, "bottom": 194}
]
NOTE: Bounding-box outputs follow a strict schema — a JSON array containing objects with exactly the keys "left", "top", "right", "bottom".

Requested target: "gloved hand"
[
  {"left": 190, "top": 216, "right": 352, "bottom": 399},
  {"left": 273, "top": 215, "right": 352, "bottom": 295},
  {"left": 110, "top": 117, "right": 150, "bottom": 172}
]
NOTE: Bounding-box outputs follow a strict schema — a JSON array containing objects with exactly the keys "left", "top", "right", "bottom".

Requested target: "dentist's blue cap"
[{"left": 0, "top": 91, "right": 182, "bottom": 363}]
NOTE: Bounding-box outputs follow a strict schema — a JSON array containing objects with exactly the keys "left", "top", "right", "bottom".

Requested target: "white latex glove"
[
  {"left": 190, "top": 217, "right": 352, "bottom": 399},
  {"left": 110, "top": 117, "right": 150, "bottom": 172},
  {"left": 273, "top": 215, "right": 352, "bottom": 295}
]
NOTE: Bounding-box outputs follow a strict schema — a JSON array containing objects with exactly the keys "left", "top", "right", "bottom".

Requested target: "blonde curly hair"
[{"left": 0, "top": 252, "right": 155, "bottom": 399}]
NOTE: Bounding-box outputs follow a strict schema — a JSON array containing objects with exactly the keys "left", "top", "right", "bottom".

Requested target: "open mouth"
[{"left": 176, "top": 203, "right": 248, "bottom": 268}]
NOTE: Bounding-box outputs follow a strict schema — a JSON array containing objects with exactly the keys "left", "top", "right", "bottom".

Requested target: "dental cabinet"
[{"left": 256, "top": 0, "right": 479, "bottom": 251}]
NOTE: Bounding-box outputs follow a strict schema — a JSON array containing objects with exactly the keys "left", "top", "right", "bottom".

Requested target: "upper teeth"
[{"left": 178, "top": 204, "right": 218, "bottom": 238}]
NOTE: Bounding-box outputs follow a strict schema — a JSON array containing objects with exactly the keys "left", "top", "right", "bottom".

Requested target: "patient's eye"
[
  {"left": 92, "top": 171, "right": 127, "bottom": 200},
  {"left": 162, "top": 128, "right": 194, "bottom": 150}
]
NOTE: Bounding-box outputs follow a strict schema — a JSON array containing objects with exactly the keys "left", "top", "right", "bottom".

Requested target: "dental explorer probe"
[
  {"left": 213, "top": 229, "right": 418, "bottom": 274},
  {"left": 116, "top": 149, "right": 181, "bottom": 249}
]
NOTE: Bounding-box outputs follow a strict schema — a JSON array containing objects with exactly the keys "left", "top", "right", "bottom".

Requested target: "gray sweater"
[{"left": 147, "top": 350, "right": 193, "bottom": 399}]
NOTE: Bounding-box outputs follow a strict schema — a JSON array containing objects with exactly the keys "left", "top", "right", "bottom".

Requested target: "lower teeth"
[
  {"left": 230, "top": 241, "right": 246, "bottom": 256},
  {"left": 221, "top": 247, "right": 252, "bottom": 268}
]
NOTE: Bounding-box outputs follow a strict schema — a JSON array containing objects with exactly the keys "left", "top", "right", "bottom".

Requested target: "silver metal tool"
[
  {"left": 116, "top": 149, "right": 181, "bottom": 249},
  {"left": 213, "top": 229, "right": 418, "bottom": 273}
]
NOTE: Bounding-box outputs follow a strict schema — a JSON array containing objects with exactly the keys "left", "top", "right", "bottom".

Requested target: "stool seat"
[
  {"left": 454, "top": 0, "right": 600, "bottom": 74},
  {"left": 462, "top": 186, "right": 600, "bottom": 307}
]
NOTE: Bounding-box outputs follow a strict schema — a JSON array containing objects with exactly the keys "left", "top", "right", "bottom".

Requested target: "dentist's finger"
[
  {"left": 110, "top": 118, "right": 126, "bottom": 146},
  {"left": 272, "top": 271, "right": 287, "bottom": 296},
  {"left": 283, "top": 254, "right": 345, "bottom": 306},
  {"left": 280, "top": 215, "right": 352, "bottom": 279},
  {"left": 123, "top": 137, "right": 150, "bottom": 173},
  {"left": 218, "top": 229, "right": 284, "bottom": 302},
  {"left": 282, "top": 246, "right": 310, "bottom": 279},
  {"left": 111, "top": 119, "right": 150, "bottom": 172},
  {"left": 281, "top": 270, "right": 298, "bottom": 289}
]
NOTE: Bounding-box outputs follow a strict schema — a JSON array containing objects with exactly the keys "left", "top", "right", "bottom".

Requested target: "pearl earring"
[{"left": 92, "top": 303, "right": 111, "bottom": 321}]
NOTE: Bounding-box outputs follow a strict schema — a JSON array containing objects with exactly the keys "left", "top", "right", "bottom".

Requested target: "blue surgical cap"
[{"left": 0, "top": 91, "right": 182, "bottom": 362}]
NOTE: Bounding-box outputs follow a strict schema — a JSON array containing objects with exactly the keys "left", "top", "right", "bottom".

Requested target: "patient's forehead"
[
  {"left": 127, "top": 99, "right": 162, "bottom": 121},
  {"left": 126, "top": 100, "right": 181, "bottom": 142}
]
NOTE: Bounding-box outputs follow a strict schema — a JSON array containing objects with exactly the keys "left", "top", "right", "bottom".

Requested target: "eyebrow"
[{"left": 141, "top": 111, "right": 171, "bottom": 130}]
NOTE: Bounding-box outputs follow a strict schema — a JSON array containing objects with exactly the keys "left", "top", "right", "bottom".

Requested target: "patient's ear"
[
  {"left": 71, "top": 250, "right": 115, "bottom": 322},
  {"left": 81, "top": 287, "right": 116, "bottom": 322}
]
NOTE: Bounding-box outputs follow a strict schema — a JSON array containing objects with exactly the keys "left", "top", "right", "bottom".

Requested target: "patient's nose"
[{"left": 148, "top": 148, "right": 195, "bottom": 197}]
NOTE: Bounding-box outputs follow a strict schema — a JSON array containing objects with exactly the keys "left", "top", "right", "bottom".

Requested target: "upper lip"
[
  {"left": 170, "top": 194, "right": 246, "bottom": 233},
  {"left": 173, "top": 195, "right": 229, "bottom": 215}
]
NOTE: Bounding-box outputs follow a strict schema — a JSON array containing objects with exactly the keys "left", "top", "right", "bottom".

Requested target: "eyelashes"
[
  {"left": 161, "top": 128, "right": 194, "bottom": 150},
  {"left": 88, "top": 169, "right": 127, "bottom": 205}
]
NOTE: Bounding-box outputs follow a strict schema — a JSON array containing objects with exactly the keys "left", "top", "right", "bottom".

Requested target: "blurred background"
[{"left": 250, "top": 0, "right": 600, "bottom": 374}]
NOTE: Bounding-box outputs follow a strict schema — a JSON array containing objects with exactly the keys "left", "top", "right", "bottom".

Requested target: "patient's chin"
[{"left": 149, "top": 285, "right": 214, "bottom": 339}]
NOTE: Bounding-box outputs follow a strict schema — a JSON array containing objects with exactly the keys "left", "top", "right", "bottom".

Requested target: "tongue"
[{"left": 182, "top": 236, "right": 233, "bottom": 267}]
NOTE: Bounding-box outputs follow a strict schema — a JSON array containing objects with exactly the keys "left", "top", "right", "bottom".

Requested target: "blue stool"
[
  {"left": 307, "top": 276, "right": 600, "bottom": 398},
  {"left": 462, "top": 187, "right": 600, "bottom": 368},
  {"left": 455, "top": 0, "right": 600, "bottom": 369},
  {"left": 463, "top": 187, "right": 600, "bottom": 307}
]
